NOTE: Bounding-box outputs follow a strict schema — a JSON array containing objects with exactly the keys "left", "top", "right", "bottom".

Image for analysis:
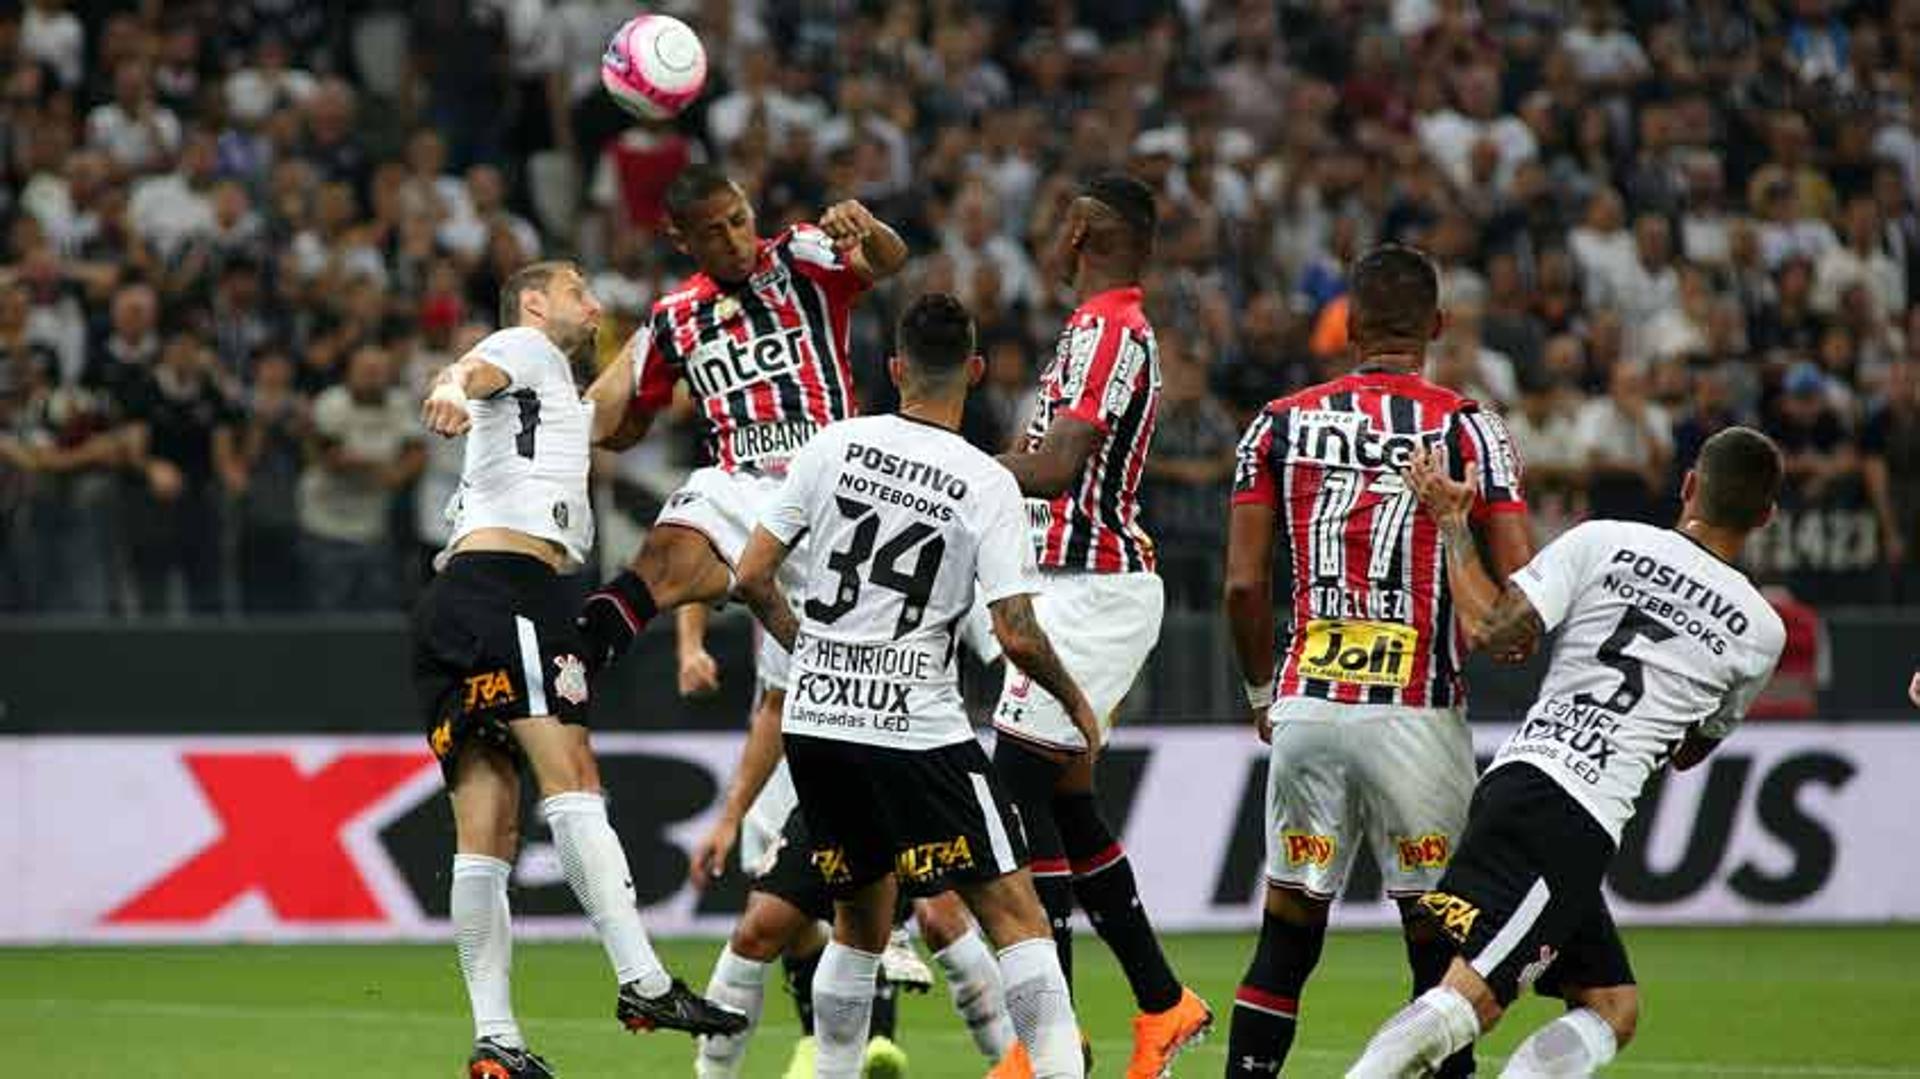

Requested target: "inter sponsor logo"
[
  {"left": 462, "top": 670, "right": 516, "bottom": 713},
  {"left": 1287, "top": 409, "right": 1444, "bottom": 472},
  {"left": 728, "top": 419, "right": 816, "bottom": 465},
  {"left": 1282, "top": 831, "right": 1335, "bottom": 867},
  {"left": 895, "top": 836, "right": 976, "bottom": 882},
  {"left": 1296, "top": 619, "right": 1417, "bottom": 688},
  {"left": 1395, "top": 833, "right": 1451, "bottom": 871},
  {"left": 686, "top": 325, "right": 810, "bottom": 398},
  {"left": 1418, "top": 890, "right": 1481, "bottom": 944}
]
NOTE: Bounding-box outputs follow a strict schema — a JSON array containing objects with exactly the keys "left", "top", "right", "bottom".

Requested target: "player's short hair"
[
  {"left": 1082, "top": 173, "right": 1157, "bottom": 253},
  {"left": 665, "top": 163, "right": 739, "bottom": 222},
  {"left": 498, "top": 260, "right": 576, "bottom": 327},
  {"left": 1694, "top": 426, "right": 1783, "bottom": 530},
  {"left": 896, "top": 293, "right": 976, "bottom": 376},
  {"left": 1349, "top": 244, "right": 1440, "bottom": 343}
]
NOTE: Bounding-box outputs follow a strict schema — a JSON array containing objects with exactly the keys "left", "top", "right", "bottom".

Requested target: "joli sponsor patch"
[{"left": 1296, "top": 619, "right": 1418, "bottom": 688}]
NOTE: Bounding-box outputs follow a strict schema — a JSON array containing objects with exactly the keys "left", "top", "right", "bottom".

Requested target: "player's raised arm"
[
  {"left": 586, "top": 331, "right": 656, "bottom": 450},
  {"left": 421, "top": 353, "right": 510, "bottom": 437},
  {"left": 817, "top": 199, "right": 908, "bottom": 283},
  {"left": 997, "top": 414, "right": 1102, "bottom": 498},
  {"left": 1405, "top": 445, "right": 1545, "bottom": 656},
  {"left": 988, "top": 592, "right": 1101, "bottom": 752},
  {"left": 734, "top": 526, "right": 799, "bottom": 652}
]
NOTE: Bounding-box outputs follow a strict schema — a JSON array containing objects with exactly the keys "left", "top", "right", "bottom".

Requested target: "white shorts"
[
  {"left": 1263, "top": 698, "right": 1475, "bottom": 899},
  {"left": 656, "top": 466, "right": 804, "bottom": 687},
  {"left": 991, "top": 571, "right": 1163, "bottom": 752}
]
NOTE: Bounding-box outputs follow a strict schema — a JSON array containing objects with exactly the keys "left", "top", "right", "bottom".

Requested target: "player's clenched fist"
[
  {"left": 422, "top": 382, "right": 472, "bottom": 437},
  {"left": 818, "top": 200, "right": 878, "bottom": 250}
]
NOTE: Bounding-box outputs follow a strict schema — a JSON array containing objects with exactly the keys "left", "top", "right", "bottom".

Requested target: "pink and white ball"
[{"left": 600, "top": 14, "right": 708, "bottom": 120}]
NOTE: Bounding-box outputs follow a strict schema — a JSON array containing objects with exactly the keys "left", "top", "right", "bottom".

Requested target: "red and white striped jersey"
[
  {"left": 627, "top": 224, "right": 867, "bottom": 472},
  {"left": 1020, "top": 286, "right": 1160, "bottom": 573},
  {"left": 1232, "top": 369, "right": 1526, "bottom": 708}
]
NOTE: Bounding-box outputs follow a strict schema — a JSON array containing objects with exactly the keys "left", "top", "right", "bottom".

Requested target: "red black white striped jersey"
[
  {"left": 1020, "top": 286, "right": 1160, "bottom": 573},
  {"left": 627, "top": 224, "right": 867, "bottom": 471},
  {"left": 1232, "top": 369, "right": 1526, "bottom": 708}
]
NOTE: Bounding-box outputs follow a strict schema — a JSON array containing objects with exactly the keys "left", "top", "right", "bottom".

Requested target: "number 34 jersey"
[
  {"left": 761, "top": 414, "right": 1041, "bottom": 751},
  {"left": 1234, "top": 370, "right": 1525, "bottom": 709},
  {"left": 1502, "top": 519, "right": 1786, "bottom": 841}
]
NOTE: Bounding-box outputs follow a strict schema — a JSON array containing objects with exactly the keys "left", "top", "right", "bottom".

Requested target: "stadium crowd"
[{"left": 1, "top": 0, "right": 1917, "bottom": 616}]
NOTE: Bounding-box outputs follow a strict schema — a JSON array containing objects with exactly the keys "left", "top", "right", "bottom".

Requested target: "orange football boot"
[{"left": 1126, "top": 987, "right": 1213, "bottom": 1078}]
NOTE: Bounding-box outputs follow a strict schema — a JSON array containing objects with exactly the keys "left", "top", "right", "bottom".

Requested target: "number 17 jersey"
[{"left": 761, "top": 414, "right": 1041, "bottom": 751}]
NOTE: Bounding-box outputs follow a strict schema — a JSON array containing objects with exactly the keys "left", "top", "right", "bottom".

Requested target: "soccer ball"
[{"left": 600, "top": 13, "right": 708, "bottom": 121}]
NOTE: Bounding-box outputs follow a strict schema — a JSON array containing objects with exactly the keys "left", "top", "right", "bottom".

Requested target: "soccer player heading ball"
[{"left": 1346, "top": 428, "right": 1786, "bottom": 1076}]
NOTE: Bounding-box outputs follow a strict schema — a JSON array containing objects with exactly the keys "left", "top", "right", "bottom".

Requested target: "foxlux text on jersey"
[
  {"left": 1599, "top": 549, "right": 1752, "bottom": 655},
  {"left": 1286, "top": 409, "right": 1447, "bottom": 471}
]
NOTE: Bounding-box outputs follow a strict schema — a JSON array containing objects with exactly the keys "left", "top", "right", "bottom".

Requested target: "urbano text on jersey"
[
  {"left": 1599, "top": 549, "right": 1752, "bottom": 655},
  {"left": 1286, "top": 409, "right": 1446, "bottom": 472},
  {"left": 728, "top": 420, "right": 816, "bottom": 465}
]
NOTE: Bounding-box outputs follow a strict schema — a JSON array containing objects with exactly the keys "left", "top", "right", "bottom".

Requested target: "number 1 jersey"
[
  {"left": 1502, "top": 519, "right": 1786, "bottom": 841},
  {"left": 761, "top": 414, "right": 1040, "bottom": 750}
]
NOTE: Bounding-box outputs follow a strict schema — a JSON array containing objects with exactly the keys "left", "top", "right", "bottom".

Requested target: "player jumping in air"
[
  {"left": 413, "top": 262, "right": 747, "bottom": 1079},
  {"left": 1223, "top": 245, "right": 1535, "bottom": 1078},
  {"left": 989, "top": 173, "right": 1212, "bottom": 1079},
  {"left": 1346, "top": 428, "right": 1786, "bottom": 1078},
  {"left": 735, "top": 294, "right": 1096, "bottom": 1079}
]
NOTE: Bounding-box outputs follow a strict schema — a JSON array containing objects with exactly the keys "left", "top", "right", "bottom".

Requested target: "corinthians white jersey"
[
  {"left": 443, "top": 326, "right": 595, "bottom": 571},
  {"left": 1499, "top": 520, "right": 1786, "bottom": 841},
  {"left": 763, "top": 414, "right": 1040, "bottom": 750}
]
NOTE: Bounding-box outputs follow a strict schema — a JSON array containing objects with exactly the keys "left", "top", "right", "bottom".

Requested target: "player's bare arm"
[
  {"left": 690, "top": 688, "right": 785, "bottom": 888},
  {"left": 735, "top": 525, "right": 800, "bottom": 652},
  {"left": 676, "top": 605, "right": 721, "bottom": 697},
  {"left": 996, "top": 414, "right": 1101, "bottom": 498},
  {"left": 1224, "top": 499, "right": 1279, "bottom": 743},
  {"left": 421, "top": 355, "right": 510, "bottom": 438},
  {"left": 1670, "top": 728, "right": 1722, "bottom": 771},
  {"left": 1479, "top": 510, "right": 1540, "bottom": 662},
  {"left": 1406, "top": 446, "right": 1545, "bottom": 656},
  {"left": 989, "top": 592, "right": 1102, "bottom": 751},
  {"left": 586, "top": 340, "right": 654, "bottom": 450},
  {"left": 818, "top": 199, "right": 908, "bottom": 282}
]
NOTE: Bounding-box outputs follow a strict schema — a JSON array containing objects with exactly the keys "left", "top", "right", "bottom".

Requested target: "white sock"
[
  {"left": 539, "top": 792, "right": 670, "bottom": 996},
  {"left": 1500, "top": 1008, "right": 1619, "bottom": 1078},
  {"left": 695, "top": 946, "right": 770, "bottom": 1079},
  {"left": 451, "top": 854, "right": 521, "bottom": 1048},
  {"left": 935, "top": 928, "right": 1016, "bottom": 1060},
  {"left": 1347, "top": 986, "right": 1482, "bottom": 1079},
  {"left": 998, "top": 938, "right": 1082, "bottom": 1078},
  {"left": 811, "top": 942, "right": 880, "bottom": 1079}
]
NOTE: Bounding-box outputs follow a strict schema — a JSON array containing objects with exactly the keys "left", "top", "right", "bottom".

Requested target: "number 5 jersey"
[
  {"left": 759, "top": 414, "right": 1042, "bottom": 750},
  {"left": 1233, "top": 369, "right": 1526, "bottom": 709}
]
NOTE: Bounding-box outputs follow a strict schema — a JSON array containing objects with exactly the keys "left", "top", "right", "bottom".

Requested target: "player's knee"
[
  {"left": 1572, "top": 985, "right": 1638, "bottom": 1048},
  {"left": 730, "top": 909, "right": 800, "bottom": 962},
  {"left": 1265, "top": 884, "right": 1331, "bottom": 928},
  {"left": 912, "top": 893, "right": 973, "bottom": 950}
]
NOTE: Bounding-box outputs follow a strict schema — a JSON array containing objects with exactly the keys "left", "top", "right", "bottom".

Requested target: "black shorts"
[
  {"left": 751, "top": 806, "right": 954, "bottom": 921},
  {"left": 412, "top": 552, "right": 592, "bottom": 782},
  {"left": 1416, "top": 763, "right": 1636, "bottom": 1006},
  {"left": 783, "top": 734, "right": 1029, "bottom": 899}
]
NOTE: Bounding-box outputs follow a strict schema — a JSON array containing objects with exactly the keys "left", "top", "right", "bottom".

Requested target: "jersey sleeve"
[
  {"left": 1700, "top": 612, "right": 1790, "bottom": 739},
  {"left": 1451, "top": 407, "right": 1527, "bottom": 519},
  {"left": 1231, "top": 407, "right": 1281, "bottom": 507},
  {"left": 761, "top": 432, "right": 830, "bottom": 546},
  {"left": 1508, "top": 520, "right": 1605, "bottom": 633},
  {"left": 784, "top": 224, "right": 871, "bottom": 309},
  {"left": 626, "top": 311, "right": 680, "bottom": 418},
  {"left": 468, "top": 327, "right": 548, "bottom": 392},
  {"left": 1058, "top": 318, "right": 1150, "bottom": 433},
  {"left": 975, "top": 468, "right": 1043, "bottom": 606}
]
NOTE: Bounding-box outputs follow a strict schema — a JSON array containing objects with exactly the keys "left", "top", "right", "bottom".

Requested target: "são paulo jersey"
[
  {"left": 626, "top": 224, "right": 867, "bottom": 472},
  {"left": 761, "top": 414, "right": 1040, "bottom": 751},
  {"left": 1020, "top": 285, "right": 1160, "bottom": 573},
  {"left": 442, "top": 326, "right": 594, "bottom": 570},
  {"left": 1499, "top": 519, "right": 1785, "bottom": 841},
  {"left": 1233, "top": 369, "right": 1525, "bottom": 708}
]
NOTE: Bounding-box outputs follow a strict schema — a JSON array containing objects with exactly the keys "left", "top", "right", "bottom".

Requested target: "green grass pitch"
[{"left": 5, "top": 927, "right": 1917, "bottom": 1077}]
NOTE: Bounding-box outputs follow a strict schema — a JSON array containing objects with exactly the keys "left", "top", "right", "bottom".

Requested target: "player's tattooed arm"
[
  {"left": 735, "top": 526, "right": 800, "bottom": 652},
  {"left": 1408, "top": 446, "right": 1546, "bottom": 655},
  {"left": 991, "top": 593, "right": 1102, "bottom": 751},
  {"left": 997, "top": 415, "right": 1101, "bottom": 498}
]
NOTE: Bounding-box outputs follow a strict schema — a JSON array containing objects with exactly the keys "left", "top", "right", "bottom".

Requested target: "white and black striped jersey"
[
  {"left": 442, "top": 326, "right": 595, "bottom": 571},
  {"left": 1500, "top": 520, "right": 1786, "bottom": 841}
]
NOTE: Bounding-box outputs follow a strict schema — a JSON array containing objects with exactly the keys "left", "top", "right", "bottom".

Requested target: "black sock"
[
  {"left": 993, "top": 737, "right": 1073, "bottom": 988},
  {"left": 869, "top": 974, "right": 899, "bottom": 1040},
  {"left": 1056, "top": 792, "right": 1181, "bottom": 1013},
  {"left": 578, "top": 569, "right": 659, "bottom": 673},
  {"left": 1225, "top": 910, "right": 1326, "bottom": 1077},
  {"left": 1406, "top": 916, "right": 1476, "bottom": 1079},
  {"left": 1034, "top": 869, "right": 1075, "bottom": 988},
  {"left": 783, "top": 948, "right": 821, "bottom": 1036}
]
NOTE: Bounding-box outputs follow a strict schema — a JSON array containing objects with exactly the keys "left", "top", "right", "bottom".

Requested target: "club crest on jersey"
[
  {"left": 552, "top": 502, "right": 569, "bottom": 529},
  {"left": 552, "top": 654, "right": 589, "bottom": 706},
  {"left": 1288, "top": 409, "right": 1444, "bottom": 472}
]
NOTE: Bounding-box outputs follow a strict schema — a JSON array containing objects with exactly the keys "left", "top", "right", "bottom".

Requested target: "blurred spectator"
[
  {"left": 1814, "top": 196, "right": 1905, "bottom": 320},
  {"left": 297, "top": 345, "right": 421, "bottom": 611},
  {"left": 1141, "top": 332, "right": 1237, "bottom": 610},
  {"left": 86, "top": 60, "right": 181, "bottom": 175},
  {"left": 122, "top": 333, "right": 241, "bottom": 615},
  {"left": 233, "top": 349, "right": 308, "bottom": 612},
  {"left": 1577, "top": 359, "right": 1672, "bottom": 522},
  {"left": 1507, "top": 374, "right": 1586, "bottom": 540}
]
